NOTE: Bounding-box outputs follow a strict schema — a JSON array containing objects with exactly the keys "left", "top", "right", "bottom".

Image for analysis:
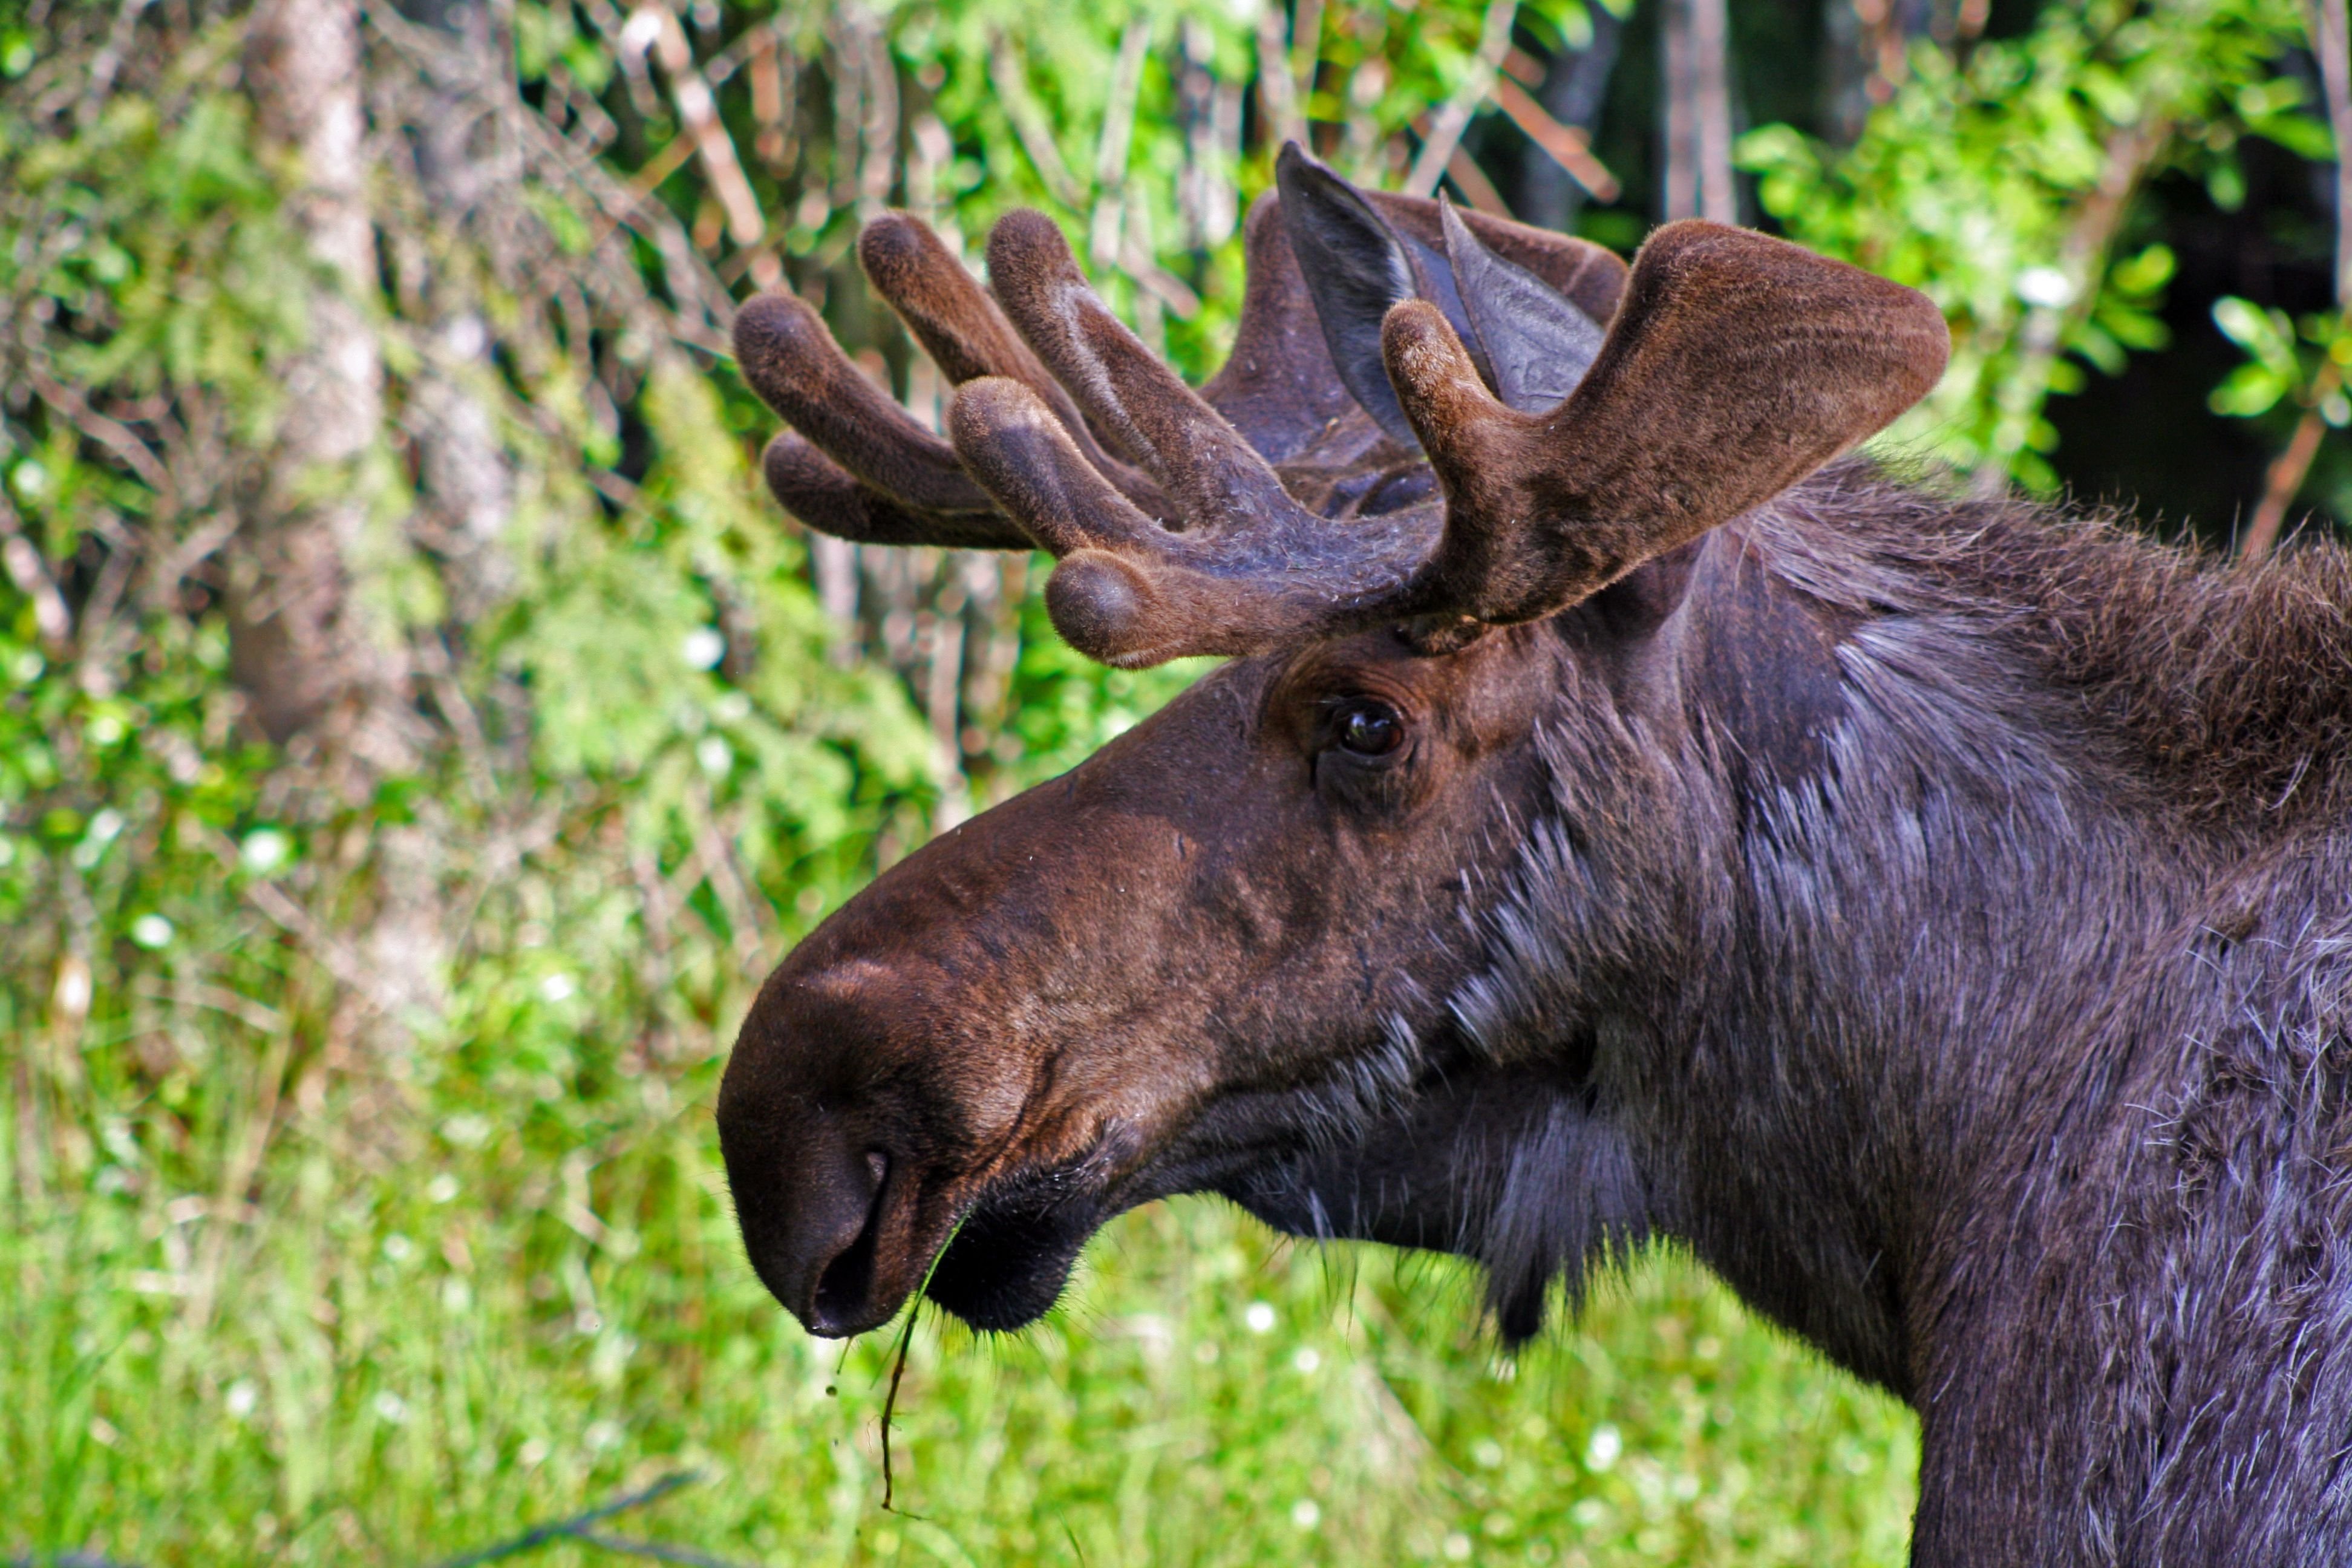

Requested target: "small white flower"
[
  {"left": 130, "top": 913, "right": 174, "bottom": 950},
  {"left": 584, "top": 1418, "right": 623, "bottom": 1453},
  {"left": 239, "top": 829, "right": 292, "bottom": 875},
  {"left": 1244, "top": 1301, "right": 1276, "bottom": 1334},
  {"left": 2014, "top": 266, "right": 2074, "bottom": 309},
  {"left": 425, "top": 1173, "right": 461, "bottom": 1204},
  {"left": 73, "top": 808, "right": 125, "bottom": 870},
  {"left": 52, "top": 956, "right": 91, "bottom": 1020},
  {"left": 443, "top": 316, "right": 487, "bottom": 361},
  {"left": 440, "top": 1114, "right": 492, "bottom": 1149},
  {"left": 373, "top": 1391, "right": 408, "bottom": 1424},
  {"left": 1584, "top": 1423, "right": 1622, "bottom": 1472},
  {"left": 224, "top": 1379, "right": 258, "bottom": 1419},
  {"left": 517, "top": 1436, "right": 550, "bottom": 1468},
  {"left": 695, "top": 736, "right": 734, "bottom": 777},
  {"left": 539, "top": 973, "right": 577, "bottom": 1004},
  {"left": 1472, "top": 1439, "right": 1504, "bottom": 1469},
  {"left": 382, "top": 1233, "right": 414, "bottom": 1264},
  {"left": 1290, "top": 1500, "right": 1321, "bottom": 1530},
  {"left": 1443, "top": 1530, "right": 1474, "bottom": 1561},
  {"left": 681, "top": 627, "right": 727, "bottom": 670},
  {"left": 1292, "top": 1347, "right": 1320, "bottom": 1374}
]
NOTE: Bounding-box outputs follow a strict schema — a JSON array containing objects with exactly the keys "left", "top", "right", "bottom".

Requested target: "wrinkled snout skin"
[{"left": 717, "top": 624, "right": 1558, "bottom": 1337}]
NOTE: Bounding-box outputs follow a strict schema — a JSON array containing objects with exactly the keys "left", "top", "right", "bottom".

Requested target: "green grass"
[{"left": 3, "top": 1048, "right": 1917, "bottom": 1567}]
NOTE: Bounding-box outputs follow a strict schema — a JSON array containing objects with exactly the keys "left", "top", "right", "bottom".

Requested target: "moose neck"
[{"left": 1526, "top": 466, "right": 2346, "bottom": 1419}]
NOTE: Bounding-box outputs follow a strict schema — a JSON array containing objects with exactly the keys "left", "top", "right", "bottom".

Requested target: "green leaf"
[
  {"left": 2108, "top": 243, "right": 2174, "bottom": 296},
  {"left": 2209, "top": 362, "right": 2291, "bottom": 417},
  {"left": 2212, "top": 296, "right": 2297, "bottom": 367}
]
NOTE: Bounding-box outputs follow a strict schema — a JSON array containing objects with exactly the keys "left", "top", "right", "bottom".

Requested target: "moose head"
[{"left": 717, "top": 146, "right": 1947, "bottom": 1347}]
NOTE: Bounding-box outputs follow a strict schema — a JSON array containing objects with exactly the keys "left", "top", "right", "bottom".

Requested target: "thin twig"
[
  {"left": 1439, "top": 137, "right": 1512, "bottom": 216},
  {"left": 77, "top": 0, "right": 154, "bottom": 127},
  {"left": 2241, "top": 364, "right": 2341, "bottom": 560},
  {"left": 880, "top": 1300, "right": 921, "bottom": 1512},
  {"left": 1491, "top": 74, "right": 1619, "bottom": 200},
  {"left": 573, "top": 1533, "right": 757, "bottom": 1568},
  {"left": 1971, "top": 116, "right": 2169, "bottom": 497},
  {"left": 1088, "top": 17, "right": 1152, "bottom": 271},
  {"left": 1404, "top": 0, "right": 1519, "bottom": 197},
  {"left": 0, "top": 492, "right": 71, "bottom": 650},
  {"left": 989, "top": 34, "right": 1086, "bottom": 207},
  {"left": 629, "top": 2, "right": 778, "bottom": 290},
  {"left": 26, "top": 368, "right": 177, "bottom": 508},
  {"left": 1289, "top": 0, "right": 1325, "bottom": 114},
  {"left": 1256, "top": 0, "right": 1305, "bottom": 149},
  {"left": 2242, "top": 0, "right": 2350, "bottom": 559},
  {"left": 195, "top": 826, "right": 408, "bottom": 1016},
  {"left": 428, "top": 1471, "right": 701, "bottom": 1568}
]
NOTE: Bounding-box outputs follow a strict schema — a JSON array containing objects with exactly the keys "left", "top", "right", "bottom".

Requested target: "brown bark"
[
  {"left": 237, "top": 0, "right": 400, "bottom": 753},
  {"left": 1661, "top": 0, "right": 1735, "bottom": 223},
  {"left": 244, "top": 0, "right": 447, "bottom": 1035}
]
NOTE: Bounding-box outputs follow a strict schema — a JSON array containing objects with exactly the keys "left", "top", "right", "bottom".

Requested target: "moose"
[{"left": 716, "top": 145, "right": 2352, "bottom": 1561}]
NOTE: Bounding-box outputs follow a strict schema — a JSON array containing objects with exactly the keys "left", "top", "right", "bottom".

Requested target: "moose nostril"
[{"left": 809, "top": 1149, "right": 892, "bottom": 1331}]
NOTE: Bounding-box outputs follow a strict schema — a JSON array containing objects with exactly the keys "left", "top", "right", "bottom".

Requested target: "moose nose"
[{"left": 720, "top": 1109, "right": 897, "bottom": 1337}]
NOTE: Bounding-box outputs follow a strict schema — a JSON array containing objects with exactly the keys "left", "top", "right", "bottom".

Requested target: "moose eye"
[{"left": 1331, "top": 699, "right": 1403, "bottom": 758}]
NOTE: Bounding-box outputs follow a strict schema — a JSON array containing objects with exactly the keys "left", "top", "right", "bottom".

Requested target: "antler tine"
[
  {"left": 982, "top": 211, "right": 1324, "bottom": 537},
  {"left": 946, "top": 211, "right": 1454, "bottom": 664},
  {"left": 858, "top": 214, "right": 1154, "bottom": 493},
  {"left": 739, "top": 180, "right": 1945, "bottom": 665},
  {"left": 761, "top": 430, "right": 1032, "bottom": 550},
  {"left": 950, "top": 375, "right": 1434, "bottom": 667},
  {"left": 1380, "top": 220, "right": 1950, "bottom": 629},
  {"left": 733, "top": 290, "right": 999, "bottom": 521}
]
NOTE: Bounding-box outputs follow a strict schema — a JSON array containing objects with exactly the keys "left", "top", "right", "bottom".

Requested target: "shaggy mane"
[{"left": 1770, "top": 461, "right": 2352, "bottom": 831}]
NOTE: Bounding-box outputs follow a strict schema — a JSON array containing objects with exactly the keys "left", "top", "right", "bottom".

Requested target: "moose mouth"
[
  {"left": 924, "top": 1181, "right": 1108, "bottom": 1331},
  {"left": 920, "top": 1119, "right": 1324, "bottom": 1331}
]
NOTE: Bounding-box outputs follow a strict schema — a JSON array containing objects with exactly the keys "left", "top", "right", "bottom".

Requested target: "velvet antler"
[{"left": 733, "top": 147, "right": 1947, "bottom": 667}]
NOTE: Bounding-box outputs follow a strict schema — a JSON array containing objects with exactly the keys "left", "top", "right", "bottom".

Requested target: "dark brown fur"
[{"left": 716, "top": 157, "right": 2352, "bottom": 1562}]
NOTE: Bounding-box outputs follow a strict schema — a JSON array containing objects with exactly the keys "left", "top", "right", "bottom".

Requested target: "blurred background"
[{"left": 1, "top": 0, "right": 2344, "bottom": 1561}]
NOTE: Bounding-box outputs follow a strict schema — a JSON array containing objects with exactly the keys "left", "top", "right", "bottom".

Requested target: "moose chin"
[{"left": 714, "top": 143, "right": 2352, "bottom": 1563}]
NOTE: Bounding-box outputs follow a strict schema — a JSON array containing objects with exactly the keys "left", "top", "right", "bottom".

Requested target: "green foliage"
[
  {"left": 7, "top": 0, "right": 2345, "bottom": 1559},
  {"left": 1737, "top": 0, "right": 2310, "bottom": 489},
  {"left": 4, "top": 1062, "right": 1918, "bottom": 1566},
  {"left": 2210, "top": 298, "right": 2351, "bottom": 420}
]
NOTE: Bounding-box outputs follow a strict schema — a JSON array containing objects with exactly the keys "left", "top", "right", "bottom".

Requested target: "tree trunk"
[
  {"left": 237, "top": 0, "right": 403, "bottom": 757},
  {"left": 396, "top": 0, "right": 518, "bottom": 622},
  {"left": 1826, "top": 0, "right": 1938, "bottom": 146},
  {"left": 245, "top": 0, "right": 446, "bottom": 1037},
  {"left": 1660, "top": 0, "right": 1736, "bottom": 224}
]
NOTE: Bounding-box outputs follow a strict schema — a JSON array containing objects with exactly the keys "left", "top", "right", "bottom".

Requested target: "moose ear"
[
  {"left": 1439, "top": 197, "right": 1607, "bottom": 412},
  {"left": 1274, "top": 143, "right": 1423, "bottom": 448}
]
